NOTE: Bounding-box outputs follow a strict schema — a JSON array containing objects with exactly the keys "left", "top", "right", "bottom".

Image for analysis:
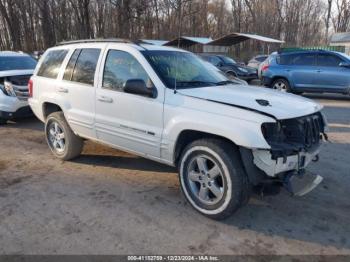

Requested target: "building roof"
[
  {"left": 208, "top": 33, "right": 284, "bottom": 46},
  {"left": 164, "top": 36, "right": 213, "bottom": 47},
  {"left": 330, "top": 32, "right": 350, "bottom": 43}
]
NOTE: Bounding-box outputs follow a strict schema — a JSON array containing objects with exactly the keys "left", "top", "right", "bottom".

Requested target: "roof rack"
[{"left": 56, "top": 38, "right": 132, "bottom": 46}]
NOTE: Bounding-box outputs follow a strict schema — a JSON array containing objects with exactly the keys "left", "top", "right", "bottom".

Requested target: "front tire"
[
  {"left": 45, "top": 112, "right": 83, "bottom": 160},
  {"left": 178, "top": 138, "right": 250, "bottom": 220}
]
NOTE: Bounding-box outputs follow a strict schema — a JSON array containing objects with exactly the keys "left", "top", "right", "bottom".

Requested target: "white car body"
[{"left": 29, "top": 42, "right": 326, "bottom": 197}]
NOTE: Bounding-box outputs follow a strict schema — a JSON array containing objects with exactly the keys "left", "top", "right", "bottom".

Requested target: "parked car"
[
  {"left": 202, "top": 60, "right": 248, "bottom": 85},
  {"left": 0, "top": 51, "right": 37, "bottom": 124},
  {"left": 258, "top": 52, "right": 277, "bottom": 79},
  {"left": 199, "top": 54, "right": 258, "bottom": 82},
  {"left": 247, "top": 55, "right": 268, "bottom": 69},
  {"left": 29, "top": 40, "right": 327, "bottom": 220},
  {"left": 262, "top": 50, "right": 350, "bottom": 94}
]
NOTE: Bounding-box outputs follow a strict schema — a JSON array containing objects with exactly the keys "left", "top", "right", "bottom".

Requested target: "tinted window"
[
  {"left": 278, "top": 53, "right": 316, "bottom": 66},
  {"left": 220, "top": 56, "right": 237, "bottom": 65},
  {"left": 63, "top": 49, "right": 80, "bottom": 81},
  {"left": 37, "top": 50, "right": 68, "bottom": 78},
  {"left": 256, "top": 56, "right": 268, "bottom": 62},
  {"left": 70, "top": 49, "right": 100, "bottom": 85},
  {"left": 103, "top": 50, "right": 150, "bottom": 91},
  {"left": 208, "top": 56, "right": 222, "bottom": 66},
  {"left": 318, "top": 54, "right": 343, "bottom": 67},
  {"left": 0, "top": 56, "right": 37, "bottom": 71}
]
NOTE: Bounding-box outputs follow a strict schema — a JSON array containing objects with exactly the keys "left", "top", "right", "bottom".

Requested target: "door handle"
[
  {"left": 98, "top": 96, "right": 113, "bottom": 103},
  {"left": 317, "top": 69, "right": 322, "bottom": 73},
  {"left": 58, "top": 87, "right": 69, "bottom": 93}
]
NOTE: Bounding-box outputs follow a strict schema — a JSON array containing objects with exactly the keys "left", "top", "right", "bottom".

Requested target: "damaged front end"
[{"left": 253, "top": 112, "right": 327, "bottom": 196}]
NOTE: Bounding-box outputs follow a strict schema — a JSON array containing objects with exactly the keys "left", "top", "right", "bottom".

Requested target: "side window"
[
  {"left": 291, "top": 54, "right": 316, "bottom": 66},
  {"left": 209, "top": 56, "right": 222, "bottom": 66},
  {"left": 277, "top": 54, "right": 294, "bottom": 65},
  {"left": 37, "top": 49, "right": 68, "bottom": 79},
  {"left": 318, "top": 54, "right": 343, "bottom": 67},
  {"left": 70, "top": 48, "right": 101, "bottom": 85},
  {"left": 63, "top": 49, "right": 81, "bottom": 81},
  {"left": 102, "top": 50, "right": 150, "bottom": 91},
  {"left": 277, "top": 53, "right": 316, "bottom": 66}
]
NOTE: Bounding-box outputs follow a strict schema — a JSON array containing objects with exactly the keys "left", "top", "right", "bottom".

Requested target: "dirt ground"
[{"left": 0, "top": 93, "right": 349, "bottom": 255}]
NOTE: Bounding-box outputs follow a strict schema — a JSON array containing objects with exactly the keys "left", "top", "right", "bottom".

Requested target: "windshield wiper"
[
  {"left": 175, "top": 80, "right": 217, "bottom": 87},
  {"left": 215, "top": 80, "right": 235, "bottom": 86}
]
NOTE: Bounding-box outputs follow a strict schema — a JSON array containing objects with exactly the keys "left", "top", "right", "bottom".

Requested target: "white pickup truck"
[{"left": 29, "top": 40, "right": 327, "bottom": 220}]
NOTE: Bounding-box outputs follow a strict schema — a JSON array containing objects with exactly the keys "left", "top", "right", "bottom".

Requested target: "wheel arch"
[
  {"left": 271, "top": 76, "right": 293, "bottom": 89},
  {"left": 173, "top": 130, "right": 238, "bottom": 167},
  {"left": 42, "top": 102, "right": 63, "bottom": 120}
]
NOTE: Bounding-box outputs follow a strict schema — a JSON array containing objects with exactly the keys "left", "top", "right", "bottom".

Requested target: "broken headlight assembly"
[
  {"left": 0, "top": 80, "right": 16, "bottom": 97},
  {"left": 261, "top": 113, "right": 326, "bottom": 159}
]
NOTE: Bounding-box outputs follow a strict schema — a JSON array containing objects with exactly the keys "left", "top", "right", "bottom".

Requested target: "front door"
[
  {"left": 314, "top": 53, "right": 350, "bottom": 92},
  {"left": 95, "top": 47, "right": 163, "bottom": 158}
]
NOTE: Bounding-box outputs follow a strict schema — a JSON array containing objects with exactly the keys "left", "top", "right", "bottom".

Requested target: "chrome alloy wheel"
[
  {"left": 48, "top": 122, "right": 66, "bottom": 154},
  {"left": 273, "top": 81, "right": 287, "bottom": 92},
  {"left": 186, "top": 155, "right": 225, "bottom": 205}
]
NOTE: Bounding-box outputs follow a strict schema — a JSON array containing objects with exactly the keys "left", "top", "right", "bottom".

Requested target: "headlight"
[
  {"left": 238, "top": 67, "right": 248, "bottom": 73},
  {"left": 0, "top": 81, "right": 16, "bottom": 97}
]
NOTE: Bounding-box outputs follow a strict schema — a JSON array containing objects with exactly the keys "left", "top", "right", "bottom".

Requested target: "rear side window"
[
  {"left": 63, "top": 48, "right": 100, "bottom": 85},
  {"left": 256, "top": 56, "right": 268, "bottom": 62},
  {"left": 277, "top": 53, "right": 316, "bottom": 66},
  {"left": 317, "top": 54, "right": 343, "bottom": 67},
  {"left": 37, "top": 49, "right": 68, "bottom": 79}
]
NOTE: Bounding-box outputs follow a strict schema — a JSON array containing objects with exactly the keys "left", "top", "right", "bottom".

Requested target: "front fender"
[{"left": 162, "top": 103, "right": 274, "bottom": 164}]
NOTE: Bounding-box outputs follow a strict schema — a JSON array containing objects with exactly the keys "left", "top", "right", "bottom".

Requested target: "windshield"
[
  {"left": 0, "top": 56, "right": 37, "bottom": 71},
  {"left": 220, "top": 56, "right": 237, "bottom": 65},
  {"left": 142, "top": 51, "right": 228, "bottom": 89}
]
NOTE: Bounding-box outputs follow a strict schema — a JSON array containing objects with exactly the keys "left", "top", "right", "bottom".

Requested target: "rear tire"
[
  {"left": 45, "top": 112, "right": 83, "bottom": 160},
  {"left": 271, "top": 78, "right": 291, "bottom": 92},
  {"left": 178, "top": 138, "right": 250, "bottom": 220}
]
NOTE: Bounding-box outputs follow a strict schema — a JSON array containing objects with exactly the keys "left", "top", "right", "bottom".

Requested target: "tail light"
[
  {"left": 28, "top": 79, "right": 33, "bottom": 97},
  {"left": 261, "top": 64, "right": 270, "bottom": 72}
]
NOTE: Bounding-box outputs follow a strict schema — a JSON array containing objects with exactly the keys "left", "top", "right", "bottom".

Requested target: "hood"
[
  {"left": 0, "top": 69, "right": 34, "bottom": 78},
  {"left": 178, "top": 85, "right": 322, "bottom": 120}
]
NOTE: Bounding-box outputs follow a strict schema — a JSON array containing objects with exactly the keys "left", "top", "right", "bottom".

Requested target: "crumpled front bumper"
[
  {"left": 252, "top": 147, "right": 323, "bottom": 196},
  {"left": 252, "top": 147, "right": 320, "bottom": 177}
]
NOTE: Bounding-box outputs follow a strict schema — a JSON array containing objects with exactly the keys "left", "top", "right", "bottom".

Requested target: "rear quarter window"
[{"left": 37, "top": 49, "right": 68, "bottom": 79}]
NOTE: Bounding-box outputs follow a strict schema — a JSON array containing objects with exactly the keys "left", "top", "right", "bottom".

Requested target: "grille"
[
  {"left": 299, "top": 114, "right": 322, "bottom": 148},
  {"left": 13, "top": 84, "right": 29, "bottom": 101}
]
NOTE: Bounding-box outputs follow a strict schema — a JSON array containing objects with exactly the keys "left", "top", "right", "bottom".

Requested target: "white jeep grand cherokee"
[{"left": 29, "top": 40, "right": 327, "bottom": 220}]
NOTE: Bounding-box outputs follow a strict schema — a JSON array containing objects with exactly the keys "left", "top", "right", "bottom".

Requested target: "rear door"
[
  {"left": 314, "top": 53, "right": 350, "bottom": 92},
  {"left": 59, "top": 46, "right": 103, "bottom": 139},
  {"left": 280, "top": 53, "right": 317, "bottom": 90}
]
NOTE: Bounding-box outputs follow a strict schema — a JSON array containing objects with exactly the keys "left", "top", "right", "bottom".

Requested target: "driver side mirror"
[
  {"left": 123, "top": 79, "right": 157, "bottom": 98},
  {"left": 339, "top": 62, "right": 350, "bottom": 68}
]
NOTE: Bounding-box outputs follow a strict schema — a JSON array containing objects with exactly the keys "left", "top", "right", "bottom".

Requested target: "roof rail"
[{"left": 56, "top": 38, "right": 132, "bottom": 46}]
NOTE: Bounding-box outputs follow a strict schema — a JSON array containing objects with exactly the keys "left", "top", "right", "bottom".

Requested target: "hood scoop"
[{"left": 256, "top": 99, "right": 271, "bottom": 107}]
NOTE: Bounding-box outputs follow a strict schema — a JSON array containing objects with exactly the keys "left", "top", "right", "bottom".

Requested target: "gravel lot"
[{"left": 0, "top": 93, "right": 349, "bottom": 255}]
